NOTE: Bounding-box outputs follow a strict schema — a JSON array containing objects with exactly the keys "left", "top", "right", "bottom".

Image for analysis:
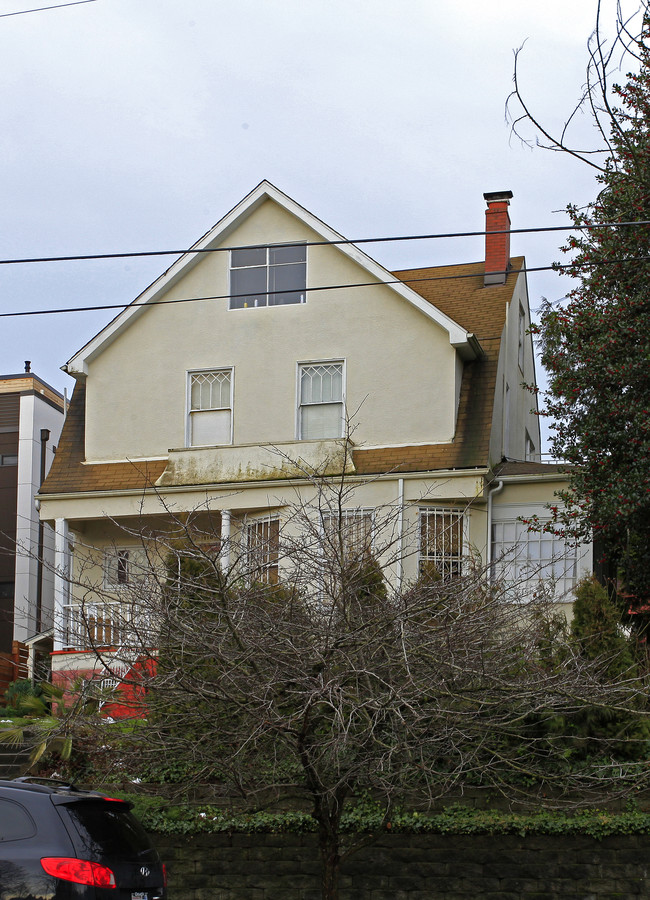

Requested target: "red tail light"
[
  {"left": 163, "top": 862, "right": 168, "bottom": 886},
  {"left": 41, "top": 857, "right": 117, "bottom": 888}
]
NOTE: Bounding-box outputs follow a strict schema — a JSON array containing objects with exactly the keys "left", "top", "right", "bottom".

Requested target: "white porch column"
[
  {"left": 220, "top": 509, "right": 231, "bottom": 571},
  {"left": 53, "top": 518, "right": 70, "bottom": 652}
]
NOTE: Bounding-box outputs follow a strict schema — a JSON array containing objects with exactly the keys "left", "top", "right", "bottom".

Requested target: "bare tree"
[
  {"left": 508, "top": 1, "right": 649, "bottom": 175},
  {"left": 48, "top": 455, "right": 650, "bottom": 900}
]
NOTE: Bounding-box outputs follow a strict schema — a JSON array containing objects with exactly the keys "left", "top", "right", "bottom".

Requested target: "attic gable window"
[{"left": 229, "top": 245, "right": 306, "bottom": 309}]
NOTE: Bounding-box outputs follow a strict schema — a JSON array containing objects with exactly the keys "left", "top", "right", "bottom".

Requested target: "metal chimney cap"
[{"left": 483, "top": 190, "right": 513, "bottom": 202}]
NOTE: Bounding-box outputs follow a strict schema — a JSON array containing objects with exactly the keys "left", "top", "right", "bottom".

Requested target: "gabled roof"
[
  {"left": 40, "top": 258, "right": 525, "bottom": 495},
  {"left": 40, "top": 380, "right": 167, "bottom": 495},
  {"left": 65, "top": 181, "right": 480, "bottom": 376},
  {"left": 394, "top": 257, "right": 525, "bottom": 342}
]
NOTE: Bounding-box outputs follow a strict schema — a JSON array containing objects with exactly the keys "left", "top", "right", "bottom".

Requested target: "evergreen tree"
[
  {"left": 535, "top": 16, "right": 650, "bottom": 623},
  {"left": 571, "top": 578, "right": 637, "bottom": 680}
]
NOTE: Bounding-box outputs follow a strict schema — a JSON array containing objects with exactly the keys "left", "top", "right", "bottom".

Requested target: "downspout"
[
  {"left": 486, "top": 478, "right": 505, "bottom": 582},
  {"left": 396, "top": 478, "right": 404, "bottom": 589},
  {"left": 35, "top": 428, "right": 50, "bottom": 633},
  {"left": 220, "top": 510, "right": 231, "bottom": 571},
  {"left": 502, "top": 301, "right": 510, "bottom": 459}
]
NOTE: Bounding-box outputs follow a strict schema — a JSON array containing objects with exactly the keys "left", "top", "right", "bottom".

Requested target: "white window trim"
[
  {"left": 491, "top": 509, "right": 582, "bottom": 600},
  {"left": 241, "top": 513, "right": 281, "bottom": 585},
  {"left": 229, "top": 243, "right": 307, "bottom": 310},
  {"left": 321, "top": 508, "right": 375, "bottom": 558},
  {"left": 186, "top": 366, "right": 234, "bottom": 448},
  {"left": 418, "top": 507, "right": 468, "bottom": 580},
  {"left": 525, "top": 431, "right": 536, "bottom": 462},
  {"left": 296, "top": 359, "right": 346, "bottom": 441},
  {"left": 103, "top": 546, "right": 149, "bottom": 591}
]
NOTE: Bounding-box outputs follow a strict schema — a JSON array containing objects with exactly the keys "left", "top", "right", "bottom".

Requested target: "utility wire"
[
  {"left": 1, "top": 220, "right": 649, "bottom": 266},
  {"left": 0, "top": 0, "right": 96, "bottom": 17},
  {"left": 3, "top": 257, "right": 648, "bottom": 319}
]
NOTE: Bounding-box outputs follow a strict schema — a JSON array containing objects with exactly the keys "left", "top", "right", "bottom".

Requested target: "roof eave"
[
  {"left": 452, "top": 332, "right": 484, "bottom": 362},
  {"left": 65, "top": 180, "right": 476, "bottom": 371}
]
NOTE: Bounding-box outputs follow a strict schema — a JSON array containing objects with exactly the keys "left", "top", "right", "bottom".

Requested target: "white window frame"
[
  {"left": 525, "top": 431, "right": 536, "bottom": 462},
  {"left": 186, "top": 367, "right": 234, "bottom": 448},
  {"left": 103, "top": 547, "right": 149, "bottom": 591},
  {"left": 242, "top": 515, "right": 280, "bottom": 585},
  {"left": 418, "top": 507, "right": 467, "bottom": 580},
  {"left": 297, "top": 360, "right": 346, "bottom": 440},
  {"left": 229, "top": 244, "right": 307, "bottom": 309},
  {"left": 491, "top": 516, "right": 579, "bottom": 600},
  {"left": 321, "top": 508, "right": 374, "bottom": 560}
]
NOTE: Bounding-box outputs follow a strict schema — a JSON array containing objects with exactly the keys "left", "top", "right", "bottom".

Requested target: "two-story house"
[
  {"left": 37, "top": 182, "right": 592, "bottom": 689},
  {"left": 0, "top": 366, "right": 65, "bottom": 686}
]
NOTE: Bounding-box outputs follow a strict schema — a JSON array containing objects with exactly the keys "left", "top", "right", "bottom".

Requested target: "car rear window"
[{"left": 61, "top": 800, "right": 155, "bottom": 858}]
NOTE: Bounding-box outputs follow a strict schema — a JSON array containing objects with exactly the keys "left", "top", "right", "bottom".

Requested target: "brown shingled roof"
[
  {"left": 494, "top": 460, "right": 571, "bottom": 477},
  {"left": 394, "top": 257, "right": 524, "bottom": 342},
  {"left": 353, "top": 259, "right": 523, "bottom": 476},
  {"left": 39, "top": 381, "right": 166, "bottom": 495}
]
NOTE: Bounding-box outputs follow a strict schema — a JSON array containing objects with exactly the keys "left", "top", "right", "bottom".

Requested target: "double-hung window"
[
  {"left": 230, "top": 244, "right": 306, "bottom": 309},
  {"left": 103, "top": 547, "right": 149, "bottom": 590},
  {"left": 419, "top": 508, "right": 466, "bottom": 579},
  {"left": 188, "top": 369, "right": 233, "bottom": 447},
  {"left": 243, "top": 516, "right": 280, "bottom": 585},
  {"left": 298, "top": 362, "right": 344, "bottom": 439}
]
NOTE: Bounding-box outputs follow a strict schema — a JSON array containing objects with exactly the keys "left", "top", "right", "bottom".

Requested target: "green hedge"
[{"left": 118, "top": 792, "right": 650, "bottom": 841}]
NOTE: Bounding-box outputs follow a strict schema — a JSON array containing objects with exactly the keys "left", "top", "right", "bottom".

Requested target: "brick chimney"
[{"left": 483, "top": 190, "right": 513, "bottom": 286}]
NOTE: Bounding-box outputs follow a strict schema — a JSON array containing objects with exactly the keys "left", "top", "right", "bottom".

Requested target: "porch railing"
[{"left": 61, "top": 602, "right": 152, "bottom": 651}]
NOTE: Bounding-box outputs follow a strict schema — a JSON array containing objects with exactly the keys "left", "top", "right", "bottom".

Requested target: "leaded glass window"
[
  {"left": 299, "top": 362, "right": 344, "bottom": 439},
  {"left": 188, "top": 369, "right": 232, "bottom": 446}
]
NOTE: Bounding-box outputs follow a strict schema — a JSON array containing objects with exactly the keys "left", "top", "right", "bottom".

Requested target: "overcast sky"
[{"left": 1, "top": 0, "right": 641, "bottom": 449}]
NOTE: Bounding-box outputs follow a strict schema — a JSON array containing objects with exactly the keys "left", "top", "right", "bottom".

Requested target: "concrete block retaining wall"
[{"left": 155, "top": 832, "right": 650, "bottom": 899}]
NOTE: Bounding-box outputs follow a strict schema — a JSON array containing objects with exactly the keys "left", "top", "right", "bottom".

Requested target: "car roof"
[{"left": 0, "top": 777, "right": 102, "bottom": 797}]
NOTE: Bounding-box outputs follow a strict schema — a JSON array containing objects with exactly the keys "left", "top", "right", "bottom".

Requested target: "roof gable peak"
[{"left": 65, "top": 182, "right": 478, "bottom": 375}]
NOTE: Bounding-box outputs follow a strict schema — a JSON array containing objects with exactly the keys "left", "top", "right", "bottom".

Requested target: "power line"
[
  {"left": 1, "top": 220, "right": 650, "bottom": 267},
  {"left": 0, "top": 0, "right": 96, "bottom": 17},
  {"left": 3, "top": 257, "right": 648, "bottom": 319}
]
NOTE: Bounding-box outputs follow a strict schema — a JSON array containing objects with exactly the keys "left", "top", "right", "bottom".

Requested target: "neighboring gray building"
[{"left": 0, "top": 367, "right": 65, "bottom": 669}]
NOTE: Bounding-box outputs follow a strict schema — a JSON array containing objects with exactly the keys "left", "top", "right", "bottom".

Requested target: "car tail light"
[
  {"left": 41, "top": 857, "right": 117, "bottom": 888},
  {"left": 163, "top": 863, "right": 168, "bottom": 886}
]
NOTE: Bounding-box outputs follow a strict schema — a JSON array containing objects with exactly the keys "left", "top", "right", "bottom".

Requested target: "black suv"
[{"left": 0, "top": 778, "right": 167, "bottom": 899}]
